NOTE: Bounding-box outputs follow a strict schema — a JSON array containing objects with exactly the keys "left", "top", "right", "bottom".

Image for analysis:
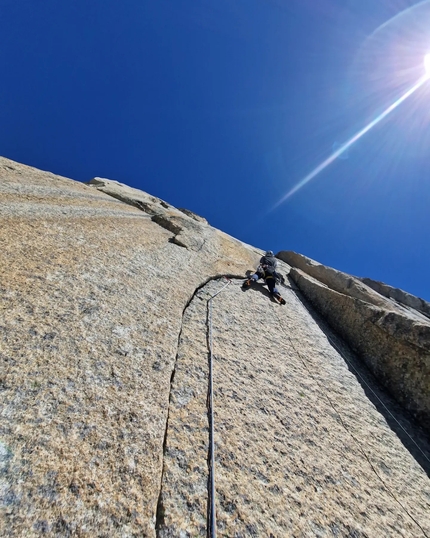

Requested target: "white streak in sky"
[{"left": 270, "top": 74, "right": 429, "bottom": 211}]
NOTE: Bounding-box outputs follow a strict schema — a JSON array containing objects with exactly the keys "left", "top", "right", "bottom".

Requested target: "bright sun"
[{"left": 425, "top": 53, "right": 430, "bottom": 75}]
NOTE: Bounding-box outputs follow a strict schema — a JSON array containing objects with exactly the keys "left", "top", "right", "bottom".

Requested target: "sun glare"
[
  {"left": 269, "top": 74, "right": 429, "bottom": 212},
  {"left": 268, "top": 4, "right": 430, "bottom": 212}
]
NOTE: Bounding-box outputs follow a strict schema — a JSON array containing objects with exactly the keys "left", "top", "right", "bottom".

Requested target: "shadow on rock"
[{"left": 289, "top": 276, "right": 430, "bottom": 478}]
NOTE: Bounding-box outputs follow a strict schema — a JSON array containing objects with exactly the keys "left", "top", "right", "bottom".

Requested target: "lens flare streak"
[{"left": 271, "top": 74, "right": 429, "bottom": 211}]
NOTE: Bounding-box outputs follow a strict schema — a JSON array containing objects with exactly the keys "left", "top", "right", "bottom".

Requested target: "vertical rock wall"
[
  {"left": 157, "top": 277, "right": 430, "bottom": 537},
  {"left": 1, "top": 158, "right": 429, "bottom": 537},
  {"left": 0, "top": 158, "right": 257, "bottom": 537}
]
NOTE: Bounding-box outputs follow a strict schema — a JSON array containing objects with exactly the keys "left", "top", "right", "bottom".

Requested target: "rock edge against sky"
[{"left": 1, "top": 157, "right": 429, "bottom": 537}]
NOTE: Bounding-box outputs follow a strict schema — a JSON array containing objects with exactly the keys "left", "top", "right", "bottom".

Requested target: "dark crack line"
[
  {"left": 88, "top": 188, "right": 154, "bottom": 214},
  {"left": 155, "top": 307, "right": 189, "bottom": 536},
  {"left": 206, "top": 295, "right": 216, "bottom": 538},
  {"left": 154, "top": 274, "right": 243, "bottom": 537},
  {"left": 196, "top": 238, "right": 207, "bottom": 253}
]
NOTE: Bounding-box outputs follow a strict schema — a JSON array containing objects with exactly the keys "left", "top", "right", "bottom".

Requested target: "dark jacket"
[
  {"left": 259, "top": 255, "right": 277, "bottom": 271},
  {"left": 258, "top": 255, "right": 284, "bottom": 284}
]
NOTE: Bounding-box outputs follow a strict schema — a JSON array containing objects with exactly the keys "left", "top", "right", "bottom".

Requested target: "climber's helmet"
[{"left": 265, "top": 250, "right": 274, "bottom": 257}]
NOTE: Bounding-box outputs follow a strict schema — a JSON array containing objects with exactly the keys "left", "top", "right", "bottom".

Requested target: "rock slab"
[{"left": 1, "top": 159, "right": 429, "bottom": 537}]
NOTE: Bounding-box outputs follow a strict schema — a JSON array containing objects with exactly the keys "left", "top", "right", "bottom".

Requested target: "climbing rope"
[
  {"left": 275, "top": 287, "right": 429, "bottom": 538},
  {"left": 200, "top": 274, "right": 428, "bottom": 536},
  {"left": 206, "top": 277, "right": 232, "bottom": 538}
]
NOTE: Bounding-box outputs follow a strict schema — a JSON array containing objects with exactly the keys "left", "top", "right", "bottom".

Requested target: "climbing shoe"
[
  {"left": 242, "top": 279, "right": 252, "bottom": 289},
  {"left": 273, "top": 293, "right": 286, "bottom": 305}
]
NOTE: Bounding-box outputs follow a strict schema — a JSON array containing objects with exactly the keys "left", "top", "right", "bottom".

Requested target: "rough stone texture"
[
  {"left": 87, "top": 178, "right": 212, "bottom": 252},
  {"left": 177, "top": 208, "right": 208, "bottom": 225},
  {"left": 86, "top": 177, "right": 176, "bottom": 216},
  {"left": 1, "top": 158, "right": 429, "bottom": 537},
  {"left": 158, "top": 277, "right": 430, "bottom": 537},
  {"left": 277, "top": 251, "right": 430, "bottom": 322},
  {"left": 0, "top": 158, "right": 257, "bottom": 537},
  {"left": 278, "top": 251, "right": 430, "bottom": 435}
]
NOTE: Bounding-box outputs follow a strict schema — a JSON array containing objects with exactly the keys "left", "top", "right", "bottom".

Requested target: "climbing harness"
[{"left": 206, "top": 277, "right": 232, "bottom": 538}]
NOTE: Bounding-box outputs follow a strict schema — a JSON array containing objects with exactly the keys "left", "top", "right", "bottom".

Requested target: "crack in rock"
[
  {"left": 155, "top": 277, "right": 241, "bottom": 538},
  {"left": 154, "top": 275, "right": 430, "bottom": 538},
  {"left": 155, "top": 275, "right": 233, "bottom": 538}
]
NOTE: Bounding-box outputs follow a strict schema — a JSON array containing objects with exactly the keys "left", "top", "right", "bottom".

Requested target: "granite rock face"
[
  {"left": 0, "top": 159, "right": 257, "bottom": 537},
  {"left": 1, "top": 158, "right": 429, "bottom": 537},
  {"left": 278, "top": 251, "right": 430, "bottom": 435},
  {"left": 158, "top": 277, "right": 430, "bottom": 538}
]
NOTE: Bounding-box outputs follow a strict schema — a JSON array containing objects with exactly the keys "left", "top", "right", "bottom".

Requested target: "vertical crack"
[
  {"left": 155, "top": 367, "right": 175, "bottom": 534},
  {"left": 155, "top": 275, "right": 242, "bottom": 537},
  {"left": 155, "top": 319, "right": 184, "bottom": 536}
]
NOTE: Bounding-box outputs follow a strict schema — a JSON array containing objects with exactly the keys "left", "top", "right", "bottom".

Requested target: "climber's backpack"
[
  {"left": 260, "top": 255, "right": 276, "bottom": 269},
  {"left": 263, "top": 265, "right": 276, "bottom": 277}
]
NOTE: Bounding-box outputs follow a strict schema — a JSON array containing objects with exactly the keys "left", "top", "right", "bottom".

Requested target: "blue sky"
[{"left": 1, "top": 0, "right": 430, "bottom": 301}]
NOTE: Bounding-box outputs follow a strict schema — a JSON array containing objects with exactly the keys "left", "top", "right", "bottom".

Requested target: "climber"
[{"left": 242, "top": 250, "right": 286, "bottom": 304}]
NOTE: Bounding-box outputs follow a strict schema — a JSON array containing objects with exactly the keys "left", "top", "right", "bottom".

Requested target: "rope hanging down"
[
  {"left": 206, "top": 277, "right": 231, "bottom": 538},
  {"left": 204, "top": 276, "right": 428, "bottom": 537}
]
